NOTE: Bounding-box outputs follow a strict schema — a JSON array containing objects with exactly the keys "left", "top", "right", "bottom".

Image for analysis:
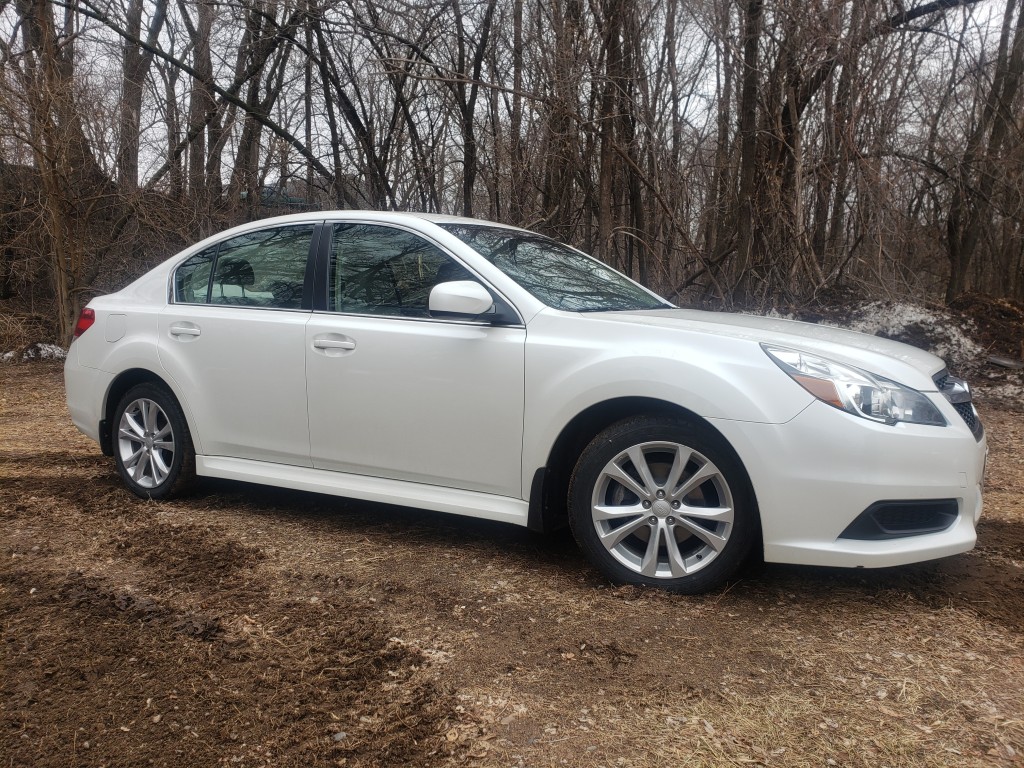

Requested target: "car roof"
[{"left": 240, "top": 210, "right": 520, "bottom": 227}]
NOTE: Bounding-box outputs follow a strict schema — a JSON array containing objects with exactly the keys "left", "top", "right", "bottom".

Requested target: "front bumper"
[{"left": 710, "top": 400, "right": 986, "bottom": 568}]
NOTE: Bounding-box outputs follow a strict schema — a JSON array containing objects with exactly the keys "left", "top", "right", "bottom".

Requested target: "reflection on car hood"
[{"left": 590, "top": 308, "right": 946, "bottom": 385}]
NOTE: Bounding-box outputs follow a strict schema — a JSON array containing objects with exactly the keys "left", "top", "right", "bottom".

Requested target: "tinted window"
[
  {"left": 207, "top": 225, "right": 314, "bottom": 309},
  {"left": 174, "top": 246, "right": 216, "bottom": 304},
  {"left": 330, "top": 224, "right": 473, "bottom": 317},
  {"left": 440, "top": 224, "right": 669, "bottom": 312}
]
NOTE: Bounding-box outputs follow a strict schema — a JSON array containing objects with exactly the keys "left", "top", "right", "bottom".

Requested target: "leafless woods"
[{"left": 1, "top": 0, "right": 1022, "bottom": 339}]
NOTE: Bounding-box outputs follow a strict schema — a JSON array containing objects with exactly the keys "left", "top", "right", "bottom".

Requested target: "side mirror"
[{"left": 429, "top": 280, "right": 494, "bottom": 318}]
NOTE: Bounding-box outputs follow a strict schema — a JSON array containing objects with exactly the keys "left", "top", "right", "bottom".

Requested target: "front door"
[{"left": 305, "top": 222, "right": 526, "bottom": 497}]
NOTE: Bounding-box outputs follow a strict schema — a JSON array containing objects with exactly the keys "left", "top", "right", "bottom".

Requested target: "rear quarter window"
[{"left": 173, "top": 246, "right": 216, "bottom": 304}]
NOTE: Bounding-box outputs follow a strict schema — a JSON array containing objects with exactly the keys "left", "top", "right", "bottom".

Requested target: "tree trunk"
[
  {"left": 117, "top": 0, "right": 167, "bottom": 191},
  {"left": 946, "top": 0, "right": 1024, "bottom": 301},
  {"left": 733, "top": 0, "right": 762, "bottom": 304}
]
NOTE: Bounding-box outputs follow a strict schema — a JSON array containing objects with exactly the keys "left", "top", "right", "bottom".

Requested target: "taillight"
[{"left": 73, "top": 308, "right": 95, "bottom": 339}]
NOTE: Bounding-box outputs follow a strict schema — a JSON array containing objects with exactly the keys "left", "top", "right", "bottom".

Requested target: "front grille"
[
  {"left": 954, "top": 401, "right": 979, "bottom": 432},
  {"left": 933, "top": 369, "right": 984, "bottom": 441}
]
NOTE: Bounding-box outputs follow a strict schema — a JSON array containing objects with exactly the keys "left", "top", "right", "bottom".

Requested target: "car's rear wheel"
[
  {"left": 113, "top": 383, "right": 195, "bottom": 499},
  {"left": 568, "top": 415, "right": 758, "bottom": 593}
]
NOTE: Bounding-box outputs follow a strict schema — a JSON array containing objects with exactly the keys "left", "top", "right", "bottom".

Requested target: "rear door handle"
[{"left": 169, "top": 323, "right": 201, "bottom": 338}]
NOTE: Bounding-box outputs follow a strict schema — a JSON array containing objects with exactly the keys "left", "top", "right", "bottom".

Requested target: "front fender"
[{"left": 520, "top": 311, "right": 813, "bottom": 491}]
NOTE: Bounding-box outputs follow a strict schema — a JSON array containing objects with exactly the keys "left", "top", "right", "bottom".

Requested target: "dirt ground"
[{"left": 2, "top": 362, "right": 1022, "bottom": 768}]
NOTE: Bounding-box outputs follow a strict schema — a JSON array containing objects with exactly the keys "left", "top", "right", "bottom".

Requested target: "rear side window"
[{"left": 173, "top": 224, "right": 315, "bottom": 309}]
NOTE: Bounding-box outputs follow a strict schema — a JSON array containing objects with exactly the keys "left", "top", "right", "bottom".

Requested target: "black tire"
[
  {"left": 112, "top": 382, "right": 196, "bottom": 500},
  {"left": 568, "top": 414, "right": 759, "bottom": 594}
]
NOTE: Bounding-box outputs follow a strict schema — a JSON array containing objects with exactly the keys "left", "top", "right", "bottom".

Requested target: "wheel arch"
[
  {"left": 100, "top": 368, "right": 194, "bottom": 456},
  {"left": 527, "top": 396, "right": 759, "bottom": 536}
]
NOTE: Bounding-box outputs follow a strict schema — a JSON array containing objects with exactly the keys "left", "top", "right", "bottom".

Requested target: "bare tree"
[
  {"left": 2, "top": 0, "right": 1024, "bottom": 345},
  {"left": 946, "top": 0, "right": 1024, "bottom": 300},
  {"left": 117, "top": 0, "right": 167, "bottom": 190}
]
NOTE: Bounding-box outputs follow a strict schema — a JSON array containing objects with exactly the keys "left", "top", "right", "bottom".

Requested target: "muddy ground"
[{"left": 2, "top": 362, "right": 1022, "bottom": 768}]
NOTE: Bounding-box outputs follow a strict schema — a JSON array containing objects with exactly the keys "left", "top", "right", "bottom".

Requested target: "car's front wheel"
[
  {"left": 112, "top": 383, "right": 195, "bottom": 499},
  {"left": 568, "top": 415, "right": 758, "bottom": 593}
]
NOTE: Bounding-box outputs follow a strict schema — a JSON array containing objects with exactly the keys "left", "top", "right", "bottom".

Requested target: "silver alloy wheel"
[
  {"left": 117, "top": 397, "right": 175, "bottom": 489},
  {"left": 591, "top": 441, "right": 735, "bottom": 578}
]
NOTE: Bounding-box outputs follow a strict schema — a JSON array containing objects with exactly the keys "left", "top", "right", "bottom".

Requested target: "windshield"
[{"left": 440, "top": 224, "right": 671, "bottom": 312}]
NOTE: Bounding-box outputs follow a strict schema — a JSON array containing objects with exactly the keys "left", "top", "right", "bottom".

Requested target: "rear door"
[{"left": 158, "top": 222, "right": 318, "bottom": 466}]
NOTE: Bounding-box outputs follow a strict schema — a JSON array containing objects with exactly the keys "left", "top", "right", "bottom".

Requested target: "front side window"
[
  {"left": 440, "top": 224, "right": 670, "bottom": 312},
  {"left": 330, "top": 223, "right": 473, "bottom": 317},
  {"left": 172, "top": 224, "right": 314, "bottom": 308}
]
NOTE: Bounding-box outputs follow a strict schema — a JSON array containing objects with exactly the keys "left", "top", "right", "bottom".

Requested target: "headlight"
[{"left": 763, "top": 345, "right": 946, "bottom": 426}]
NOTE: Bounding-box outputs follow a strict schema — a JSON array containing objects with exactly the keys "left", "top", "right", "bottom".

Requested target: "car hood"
[{"left": 585, "top": 308, "right": 946, "bottom": 388}]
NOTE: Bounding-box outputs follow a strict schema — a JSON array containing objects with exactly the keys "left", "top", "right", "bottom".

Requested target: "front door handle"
[{"left": 313, "top": 338, "right": 356, "bottom": 350}]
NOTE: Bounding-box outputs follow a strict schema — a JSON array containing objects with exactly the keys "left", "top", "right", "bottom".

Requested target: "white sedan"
[{"left": 64, "top": 212, "right": 986, "bottom": 592}]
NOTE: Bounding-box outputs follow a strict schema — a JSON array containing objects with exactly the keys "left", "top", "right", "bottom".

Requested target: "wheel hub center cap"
[
  {"left": 652, "top": 499, "right": 672, "bottom": 518},
  {"left": 145, "top": 435, "right": 154, "bottom": 451}
]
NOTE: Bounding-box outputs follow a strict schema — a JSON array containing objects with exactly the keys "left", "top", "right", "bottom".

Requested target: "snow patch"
[
  {"left": 976, "top": 382, "right": 1024, "bottom": 401},
  {"left": 843, "top": 301, "right": 983, "bottom": 369},
  {"left": 751, "top": 301, "right": 985, "bottom": 369},
  {"left": 24, "top": 343, "right": 67, "bottom": 361},
  {"left": 974, "top": 372, "right": 1024, "bottom": 404},
  {"left": 0, "top": 343, "right": 67, "bottom": 363}
]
